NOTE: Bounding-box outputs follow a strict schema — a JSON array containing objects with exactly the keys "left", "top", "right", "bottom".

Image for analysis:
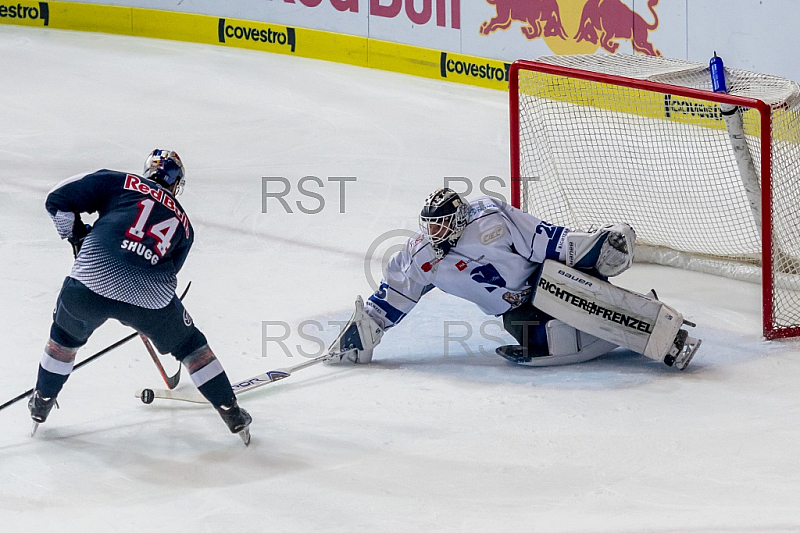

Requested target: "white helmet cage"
[{"left": 419, "top": 188, "right": 469, "bottom": 249}]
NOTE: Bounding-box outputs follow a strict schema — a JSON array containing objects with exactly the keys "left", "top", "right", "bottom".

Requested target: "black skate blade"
[
  {"left": 496, "top": 345, "right": 532, "bottom": 363},
  {"left": 496, "top": 345, "right": 549, "bottom": 364},
  {"left": 238, "top": 427, "right": 251, "bottom": 446}
]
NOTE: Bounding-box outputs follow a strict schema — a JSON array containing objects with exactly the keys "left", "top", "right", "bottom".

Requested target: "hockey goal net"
[{"left": 510, "top": 54, "right": 800, "bottom": 339}]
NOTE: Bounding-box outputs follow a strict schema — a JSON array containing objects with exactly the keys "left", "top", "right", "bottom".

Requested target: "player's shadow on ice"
[
  {"left": 3, "top": 414, "right": 319, "bottom": 487},
  {"left": 371, "top": 347, "right": 700, "bottom": 391}
]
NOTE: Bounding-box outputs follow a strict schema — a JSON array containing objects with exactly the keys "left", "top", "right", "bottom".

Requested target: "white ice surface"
[{"left": 2, "top": 26, "right": 800, "bottom": 532}]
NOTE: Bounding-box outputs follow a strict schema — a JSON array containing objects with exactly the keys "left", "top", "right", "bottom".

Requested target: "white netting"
[{"left": 514, "top": 54, "right": 800, "bottom": 335}]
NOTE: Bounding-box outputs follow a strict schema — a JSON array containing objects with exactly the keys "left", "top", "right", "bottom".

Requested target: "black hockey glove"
[{"left": 68, "top": 218, "right": 92, "bottom": 258}]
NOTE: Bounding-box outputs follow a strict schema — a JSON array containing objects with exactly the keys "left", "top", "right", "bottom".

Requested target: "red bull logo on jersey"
[
  {"left": 480, "top": 0, "right": 661, "bottom": 56},
  {"left": 124, "top": 175, "right": 190, "bottom": 238}
]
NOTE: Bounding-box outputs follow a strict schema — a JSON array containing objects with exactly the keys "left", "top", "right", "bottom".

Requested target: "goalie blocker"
[{"left": 531, "top": 260, "right": 701, "bottom": 369}]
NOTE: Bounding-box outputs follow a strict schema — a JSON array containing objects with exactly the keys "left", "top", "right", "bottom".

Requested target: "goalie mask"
[
  {"left": 419, "top": 187, "right": 469, "bottom": 258},
  {"left": 144, "top": 149, "right": 186, "bottom": 196}
]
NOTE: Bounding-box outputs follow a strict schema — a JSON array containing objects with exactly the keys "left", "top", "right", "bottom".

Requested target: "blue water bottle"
[{"left": 710, "top": 52, "right": 727, "bottom": 94}]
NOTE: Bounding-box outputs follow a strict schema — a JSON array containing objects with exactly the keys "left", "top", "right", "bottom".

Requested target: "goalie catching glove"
[
  {"left": 564, "top": 223, "right": 635, "bottom": 277},
  {"left": 327, "top": 296, "right": 384, "bottom": 364}
]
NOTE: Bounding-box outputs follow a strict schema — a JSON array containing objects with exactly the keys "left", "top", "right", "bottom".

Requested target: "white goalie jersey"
[{"left": 364, "top": 196, "right": 569, "bottom": 329}]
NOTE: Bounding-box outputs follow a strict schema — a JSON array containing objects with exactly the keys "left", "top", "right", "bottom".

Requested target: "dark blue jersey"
[{"left": 46, "top": 169, "right": 193, "bottom": 309}]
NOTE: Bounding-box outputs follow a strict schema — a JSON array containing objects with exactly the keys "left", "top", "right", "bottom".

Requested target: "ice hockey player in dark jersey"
[
  {"left": 30, "top": 150, "right": 252, "bottom": 444},
  {"left": 328, "top": 188, "right": 701, "bottom": 372}
]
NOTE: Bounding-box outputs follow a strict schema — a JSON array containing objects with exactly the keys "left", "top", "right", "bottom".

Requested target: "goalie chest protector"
[{"left": 532, "top": 260, "right": 683, "bottom": 361}]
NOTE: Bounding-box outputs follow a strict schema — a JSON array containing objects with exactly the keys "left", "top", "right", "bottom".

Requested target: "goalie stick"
[
  {"left": 136, "top": 295, "right": 378, "bottom": 404},
  {"left": 136, "top": 348, "right": 349, "bottom": 405}
]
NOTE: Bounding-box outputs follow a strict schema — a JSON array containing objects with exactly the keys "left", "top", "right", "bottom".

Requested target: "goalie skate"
[{"left": 664, "top": 329, "right": 701, "bottom": 370}]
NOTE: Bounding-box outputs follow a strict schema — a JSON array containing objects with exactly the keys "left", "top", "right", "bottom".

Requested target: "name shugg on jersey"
[
  {"left": 539, "top": 276, "right": 652, "bottom": 333},
  {"left": 124, "top": 175, "right": 190, "bottom": 238},
  {"left": 120, "top": 239, "right": 160, "bottom": 265}
]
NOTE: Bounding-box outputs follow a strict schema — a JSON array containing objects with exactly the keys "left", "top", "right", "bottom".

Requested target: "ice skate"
[
  {"left": 28, "top": 390, "right": 58, "bottom": 436},
  {"left": 663, "top": 329, "right": 702, "bottom": 370},
  {"left": 495, "top": 344, "right": 547, "bottom": 364},
  {"left": 217, "top": 400, "right": 252, "bottom": 446}
]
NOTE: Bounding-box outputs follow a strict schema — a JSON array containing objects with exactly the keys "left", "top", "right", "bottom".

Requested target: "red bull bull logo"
[
  {"left": 480, "top": 0, "right": 661, "bottom": 56},
  {"left": 480, "top": 0, "right": 567, "bottom": 40}
]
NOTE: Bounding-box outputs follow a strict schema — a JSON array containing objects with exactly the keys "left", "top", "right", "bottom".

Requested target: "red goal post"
[{"left": 509, "top": 55, "right": 800, "bottom": 339}]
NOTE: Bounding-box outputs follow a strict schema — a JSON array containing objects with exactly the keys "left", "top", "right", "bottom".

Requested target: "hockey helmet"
[
  {"left": 143, "top": 149, "right": 186, "bottom": 196},
  {"left": 419, "top": 187, "right": 469, "bottom": 256}
]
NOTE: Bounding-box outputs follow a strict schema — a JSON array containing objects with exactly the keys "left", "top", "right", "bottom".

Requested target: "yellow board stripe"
[{"left": 0, "top": 1, "right": 508, "bottom": 91}]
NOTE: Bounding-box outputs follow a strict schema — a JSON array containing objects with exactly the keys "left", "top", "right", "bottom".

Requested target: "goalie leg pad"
[
  {"left": 533, "top": 260, "right": 700, "bottom": 366},
  {"left": 519, "top": 320, "right": 617, "bottom": 367}
]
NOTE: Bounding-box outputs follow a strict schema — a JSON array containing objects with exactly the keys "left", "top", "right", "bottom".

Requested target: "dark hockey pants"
[
  {"left": 50, "top": 277, "right": 206, "bottom": 358},
  {"left": 37, "top": 277, "right": 234, "bottom": 407}
]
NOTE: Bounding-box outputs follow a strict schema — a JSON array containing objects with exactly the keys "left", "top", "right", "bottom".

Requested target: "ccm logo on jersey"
[
  {"left": 538, "top": 277, "right": 652, "bottom": 333},
  {"left": 480, "top": 225, "right": 504, "bottom": 244}
]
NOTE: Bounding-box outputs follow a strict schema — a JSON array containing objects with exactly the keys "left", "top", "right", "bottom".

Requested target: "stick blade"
[{"left": 165, "top": 366, "right": 181, "bottom": 390}]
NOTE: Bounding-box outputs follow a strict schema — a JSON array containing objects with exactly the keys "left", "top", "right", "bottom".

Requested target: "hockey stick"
[
  {"left": 138, "top": 282, "right": 190, "bottom": 389},
  {"left": 139, "top": 335, "right": 181, "bottom": 389},
  {"left": 0, "top": 283, "right": 192, "bottom": 414},
  {"left": 136, "top": 349, "right": 347, "bottom": 405},
  {"left": 0, "top": 331, "right": 139, "bottom": 413},
  {"left": 136, "top": 295, "right": 377, "bottom": 404}
]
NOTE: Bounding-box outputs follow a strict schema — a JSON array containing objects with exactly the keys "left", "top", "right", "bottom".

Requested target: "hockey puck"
[{"left": 140, "top": 389, "right": 155, "bottom": 404}]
